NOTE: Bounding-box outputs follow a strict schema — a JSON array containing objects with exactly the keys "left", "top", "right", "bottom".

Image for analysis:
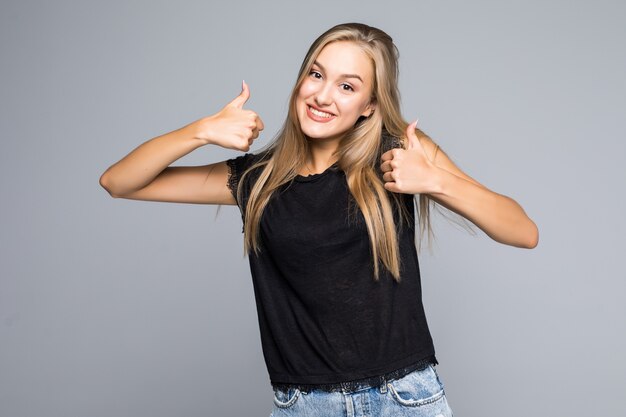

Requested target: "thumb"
[
  {"left": 406, "top": 119, "right": 420, "bottom": 150},
  {"left": 229, "top": 80, "right": 250, "bottom": 109}
]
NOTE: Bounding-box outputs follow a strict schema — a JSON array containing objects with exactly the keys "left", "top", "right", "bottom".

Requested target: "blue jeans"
[{"left": 270, "top": 364, "right": 454, "bottom": 417}]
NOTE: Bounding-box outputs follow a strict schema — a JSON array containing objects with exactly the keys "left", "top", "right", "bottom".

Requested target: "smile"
[{"left": 307, "top": 105, "right": 336, "bottom": 122}]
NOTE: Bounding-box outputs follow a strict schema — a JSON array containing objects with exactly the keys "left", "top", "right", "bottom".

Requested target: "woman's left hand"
[{"left": 380, "top": 121, "right": 441, "bottom": 194}]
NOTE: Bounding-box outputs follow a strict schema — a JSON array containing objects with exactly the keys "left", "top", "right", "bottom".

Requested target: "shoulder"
[
  {"left": 226, "top": 149, "right": 272, "bottom": 206},
  {"left": 226, "top": 149, "right": 273, "bottom": 185},
  {"left": 226, "top": 149, "right": 271, "bottom": 173},
  {"left": 381, "top": 129, "right": 404, "bottom": 153}
]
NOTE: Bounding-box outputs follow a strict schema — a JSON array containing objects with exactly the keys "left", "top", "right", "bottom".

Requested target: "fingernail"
[{"left": 414, "top": 118, "right": 419, "bottom": 128}]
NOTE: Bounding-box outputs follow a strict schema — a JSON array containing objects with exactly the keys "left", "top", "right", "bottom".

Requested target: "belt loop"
[
  {"left": 340, "top": 381, "right": 348, "bottom": 395},
  {"left": 379, "top": 375, "right": 387, "bottom": 394}
]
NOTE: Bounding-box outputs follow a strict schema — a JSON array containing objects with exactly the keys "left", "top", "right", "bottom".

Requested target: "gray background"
[{"left": 1, "top": 0, "right": 624, "bottom": 416}]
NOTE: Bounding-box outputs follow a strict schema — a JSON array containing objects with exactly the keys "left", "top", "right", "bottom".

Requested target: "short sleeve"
[
  {"left": 225, "top": 151, "right": 268, "bottom": 213},
  {"left": 226, "top": 153, "right": 251, "bottom": 205},
  {"left": 381, "top": 129, "right": 404, "bottom": 153}
]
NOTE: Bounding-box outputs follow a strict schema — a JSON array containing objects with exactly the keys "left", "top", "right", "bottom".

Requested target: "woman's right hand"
[{"left": 193, "top": 80, "right": 265, "bottom": 151}]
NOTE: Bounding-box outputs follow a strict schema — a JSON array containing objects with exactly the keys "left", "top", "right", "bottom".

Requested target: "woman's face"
[{"left": 296, "top": 41, "right": 376, "bottom": 144}]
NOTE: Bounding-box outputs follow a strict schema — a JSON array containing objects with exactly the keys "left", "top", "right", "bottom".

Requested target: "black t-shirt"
[{"left": 226, "top": 133, "right": 438, "bottom": 391}]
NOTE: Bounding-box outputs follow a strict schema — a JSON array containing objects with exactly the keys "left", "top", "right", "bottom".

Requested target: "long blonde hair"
[{"left": 237, "top": 23, "right": 435, "bottom": 281}]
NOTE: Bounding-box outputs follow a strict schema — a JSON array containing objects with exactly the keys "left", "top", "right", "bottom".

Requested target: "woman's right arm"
[{"left": 99, "top": 81, "right": 263, "bottom": 205}]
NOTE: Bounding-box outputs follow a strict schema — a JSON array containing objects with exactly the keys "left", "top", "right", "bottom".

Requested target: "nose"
[{"left": 313, "top": 82, "right": 333, "bottom": 107}]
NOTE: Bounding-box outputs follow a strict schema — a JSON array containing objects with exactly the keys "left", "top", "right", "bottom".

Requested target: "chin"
[
  {"left": 301, "top": 125, "right": 343, "bottom": 142},
  {"left": 298, "top": 115, "right": 345, "bottom": 142}
]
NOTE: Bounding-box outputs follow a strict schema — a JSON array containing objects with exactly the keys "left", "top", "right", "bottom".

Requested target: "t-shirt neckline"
[{"left": 294, "top": 163, "right": 340, "bottom": 182}]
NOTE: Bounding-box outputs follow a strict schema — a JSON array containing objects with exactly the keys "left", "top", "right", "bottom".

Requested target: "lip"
[{"left": 306, "top": 104, "right": 336, "bottom": 123}]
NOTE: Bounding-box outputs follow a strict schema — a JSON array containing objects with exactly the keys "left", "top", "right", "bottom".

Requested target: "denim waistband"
[{"left": 271, "top": 355, "right": 438, "bottom": 394}]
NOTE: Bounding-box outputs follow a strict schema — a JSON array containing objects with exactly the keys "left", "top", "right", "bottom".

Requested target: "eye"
[
  {"left": 309, "top": 70, "right": 322, "bottom": 79},
  {"left": 340, "top": 83, "right": 354, "bottom": 92}
]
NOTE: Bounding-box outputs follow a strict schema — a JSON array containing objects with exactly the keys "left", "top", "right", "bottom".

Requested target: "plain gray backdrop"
[{"left": 1, "top": 0, "right": 624, "bottom": 416}]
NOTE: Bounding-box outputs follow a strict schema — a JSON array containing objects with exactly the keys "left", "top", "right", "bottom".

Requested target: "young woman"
[{"left": 100, "top": 22, "right": 538, "bottom": 417}]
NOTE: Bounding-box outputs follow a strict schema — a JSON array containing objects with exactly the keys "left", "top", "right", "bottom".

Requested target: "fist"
[
  {"left": 196, "top": 80, "right": 265, "bottom": 151},
  {"left": 380, "top": 120, "right": 438, "bottom": 194}
]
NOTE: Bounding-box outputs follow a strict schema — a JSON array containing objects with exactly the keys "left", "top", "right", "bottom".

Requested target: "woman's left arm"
[{"left": 380, "top": 122, "right": 539, "bottom": 248}]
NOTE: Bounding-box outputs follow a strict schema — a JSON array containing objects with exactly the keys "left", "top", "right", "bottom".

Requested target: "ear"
[{"left": 361, "top": 99, "right": 377, "bottom": 118}]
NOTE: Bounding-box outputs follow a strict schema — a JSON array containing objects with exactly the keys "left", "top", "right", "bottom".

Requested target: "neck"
[{"left": 303, "top": 139, "right": 339, "bottom": 175}]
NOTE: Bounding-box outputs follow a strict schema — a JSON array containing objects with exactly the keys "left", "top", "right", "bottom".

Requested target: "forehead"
[{"left": 314, "top": 41, "right": 373, "bottom": 82}]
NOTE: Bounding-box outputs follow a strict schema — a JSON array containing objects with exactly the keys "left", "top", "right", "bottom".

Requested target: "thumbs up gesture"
[
  {"left": 380, "top": 120, "right": 439, "bottom": 194},
  {"left": 195, "top": 81, "right": 265, "bottom": 151}
]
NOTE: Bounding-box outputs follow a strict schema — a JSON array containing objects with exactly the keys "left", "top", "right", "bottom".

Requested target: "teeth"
[{"left": 309, "top": 106, "right": 333, "bottom": 118}]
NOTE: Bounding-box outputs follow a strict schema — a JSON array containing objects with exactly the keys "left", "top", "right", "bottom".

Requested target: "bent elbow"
[
  {"left": 99, "top": 173, "right": 120, "bottom": 198},
  {"left": 525, "top": 222, "right": 539, "bottom": 249}
]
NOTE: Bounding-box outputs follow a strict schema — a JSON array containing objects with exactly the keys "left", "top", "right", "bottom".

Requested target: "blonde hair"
[{"left": 237, "top": 23, "right": 436, "bottom": 281}]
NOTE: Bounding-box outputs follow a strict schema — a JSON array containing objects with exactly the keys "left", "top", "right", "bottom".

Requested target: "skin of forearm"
[
  {"left": 100, "top": 123, "right": 204, "bottom": 197},
  {"left": 427, "top": 167, "right": 539, "bottom": 248}
]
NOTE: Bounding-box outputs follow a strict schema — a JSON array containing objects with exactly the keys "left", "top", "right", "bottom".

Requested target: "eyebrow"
[{"left": 313, "top": 61, "right": 364, "bottom": 83}]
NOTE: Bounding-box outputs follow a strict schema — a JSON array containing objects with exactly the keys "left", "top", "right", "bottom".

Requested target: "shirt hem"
[{"left": 270, "top": 352, "right": 438, "bottom": 393}]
